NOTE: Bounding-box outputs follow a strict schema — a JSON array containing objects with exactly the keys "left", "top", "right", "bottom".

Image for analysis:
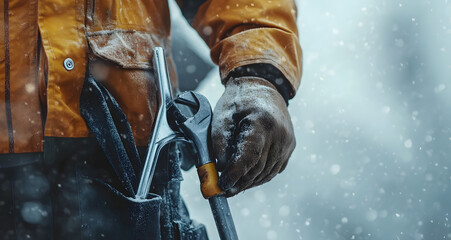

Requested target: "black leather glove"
[{"left": 211, "top": 77, "right": 296, "bottom": 197}]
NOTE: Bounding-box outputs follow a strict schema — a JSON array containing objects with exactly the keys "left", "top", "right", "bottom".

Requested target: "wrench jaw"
[{"left": 168, "top": 91, "right": 213, "bottom": 167}]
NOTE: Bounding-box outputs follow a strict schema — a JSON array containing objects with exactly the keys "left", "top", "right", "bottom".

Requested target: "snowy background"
[{"left": 171, "top": 0, "right": 451, "bottom": 239}]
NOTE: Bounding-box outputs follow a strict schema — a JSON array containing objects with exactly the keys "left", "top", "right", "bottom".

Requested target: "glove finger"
[
  {"left": 257, "top": 159, "right": 284, "bottom": 186},
  {"left": 279, "top": 159, "right": 289, "bottom": 173},
  {"left": 224, "top": 140, "right": 271, "bottom": 196},
  {"left": 218, "top": 118, "right": 266, "bottom": 191},
  {"left": 252, "top": 143, "right": 279, "bottom": 184},
  {"left": 252, "top": 124, "right": 295, "bottom": 184},
  {"left": 252, "top": 147, "right": 293, "bottom": 188},
  {"left": 278, "top": 136, "right": 295, "bottom": 174},
  {"left": 250, "top": 164, "right": 280, "bottom": 189}
]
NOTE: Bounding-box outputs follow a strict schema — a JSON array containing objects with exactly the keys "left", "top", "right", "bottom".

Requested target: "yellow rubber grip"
[{"left": 197, "top": 163, "right": 224, "bottom": 199}]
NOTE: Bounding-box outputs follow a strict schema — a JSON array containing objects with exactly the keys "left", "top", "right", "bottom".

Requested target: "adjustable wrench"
[{"left": 168, "top": 92, "right": 239, "bottom": 240}]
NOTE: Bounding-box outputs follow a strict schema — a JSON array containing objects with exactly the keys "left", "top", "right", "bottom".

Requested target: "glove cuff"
[{"left": 226, "top": 64, "right": 293, "bottom": 106}]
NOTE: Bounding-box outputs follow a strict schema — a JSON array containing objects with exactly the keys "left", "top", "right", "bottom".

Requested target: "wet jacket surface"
[{"left": 0, "top": 0, "right": 302, "bottom": 154}]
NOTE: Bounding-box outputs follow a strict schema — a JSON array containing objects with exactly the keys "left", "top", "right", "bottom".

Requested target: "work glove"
[{"left": 212, "top": 76, "right": 296, "bottom": 197}]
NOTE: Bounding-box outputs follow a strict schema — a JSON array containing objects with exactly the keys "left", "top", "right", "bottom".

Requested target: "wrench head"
[
  {"left": 168, "top": 91, "right": 212, "bottom": 130},
  {"left": 167, "top": 91, "right": 213, "bottom": 166}
]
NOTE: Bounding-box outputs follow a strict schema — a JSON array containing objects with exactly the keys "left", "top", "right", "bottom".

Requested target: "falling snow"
[{"left": 174, "top": 0, "right": 451, "bottom": 239}]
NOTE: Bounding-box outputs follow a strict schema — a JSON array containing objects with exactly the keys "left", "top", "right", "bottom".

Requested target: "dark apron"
[{"left": 0, "top": 76, "right": 208, "bottom": 240}]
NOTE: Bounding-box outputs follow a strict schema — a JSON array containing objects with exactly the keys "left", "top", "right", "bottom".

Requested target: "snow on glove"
[{"left": 212, "top": 76, "right": 296, "bottom": 197}]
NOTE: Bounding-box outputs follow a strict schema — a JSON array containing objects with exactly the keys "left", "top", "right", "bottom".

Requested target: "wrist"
[{"left": 226, "top": 64, "right": 293, "bottom": 105}]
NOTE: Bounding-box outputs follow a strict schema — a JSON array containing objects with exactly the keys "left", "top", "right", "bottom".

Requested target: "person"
[{"left": 0, "top": 0, "right": 302, "bottom": 239}]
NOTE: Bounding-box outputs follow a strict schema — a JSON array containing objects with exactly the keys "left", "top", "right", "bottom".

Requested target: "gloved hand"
[{"left": 211, "top": 76, "right": 296, "bottom": 197}]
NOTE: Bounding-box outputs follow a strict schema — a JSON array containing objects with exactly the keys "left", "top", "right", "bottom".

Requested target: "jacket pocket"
[
  {"left": 78, "top": 177, "right": 162, "bottom": 240},
  {"left": 86, "top": 29, "right": 164, "bottom": 69},
  {"left": 84, "top": 0, "right": 172, "bottom": 69}
]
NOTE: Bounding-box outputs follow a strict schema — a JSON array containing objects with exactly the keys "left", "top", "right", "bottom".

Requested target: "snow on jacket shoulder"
[{"left": 186, "top": 0, "right": 302, "bottom": 94}]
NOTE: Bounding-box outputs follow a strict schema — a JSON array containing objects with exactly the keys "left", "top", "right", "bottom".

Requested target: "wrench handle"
[
  {"left": 197, "top": 162, "right": 239, "bottom": 240},
  {"left": 209, "top": 195, "right": 239, "bottom": 240}
]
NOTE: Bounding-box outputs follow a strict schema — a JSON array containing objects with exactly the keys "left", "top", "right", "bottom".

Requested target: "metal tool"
[
  {"left": 136, "top": 47, "right": 186, "bottom": 199},
  {"left": 168, "top": 92, "right": 239, "bottom": 240},
  {"left": 137, "top": 47, "right": 239, "bottom": 240}
]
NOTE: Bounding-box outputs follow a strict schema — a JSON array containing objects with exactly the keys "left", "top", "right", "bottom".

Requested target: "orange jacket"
[{"left": 0, "top": 0, "right": 302, "bottom": 154}]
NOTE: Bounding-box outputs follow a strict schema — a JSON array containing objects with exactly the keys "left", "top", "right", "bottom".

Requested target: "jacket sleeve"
[{"left": 177, "top": 0, "right": 303, "bottom": 97}]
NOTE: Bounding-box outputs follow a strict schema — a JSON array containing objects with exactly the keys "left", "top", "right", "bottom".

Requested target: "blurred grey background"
[{"left": 170, "top": 0, "right": 451, "bottom": 239}]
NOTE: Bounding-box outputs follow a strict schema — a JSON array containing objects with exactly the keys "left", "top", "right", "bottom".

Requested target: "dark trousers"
[{"left": 0, "top": 138, "right": 207, "bottom": 240}]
